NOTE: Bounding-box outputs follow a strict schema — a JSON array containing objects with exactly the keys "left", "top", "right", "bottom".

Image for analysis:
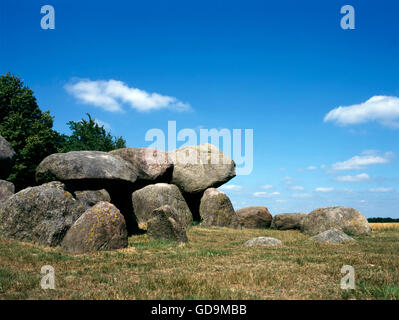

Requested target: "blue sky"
[{"left": 1, "top": 0, "right": 399, "bottom": 217}]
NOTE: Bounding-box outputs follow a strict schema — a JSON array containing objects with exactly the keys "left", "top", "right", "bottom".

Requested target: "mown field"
[{"left": 1, "top": 224, "right": 398, "bottom": 300}]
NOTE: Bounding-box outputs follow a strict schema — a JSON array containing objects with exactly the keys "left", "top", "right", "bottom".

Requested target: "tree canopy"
[
  {"left": 0, "top": 73, "right": 127, "bottom": 190},
  {"left": 0, "top": 73, "right": 62, "bottom": 190},
  {"left": 60, "top": 114, "right": 126, "bottom": 152}
]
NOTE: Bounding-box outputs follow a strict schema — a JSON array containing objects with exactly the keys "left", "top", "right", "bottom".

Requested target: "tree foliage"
[
  {"left": 60, "top": 113, "right": 126, "bottom": 152},
  {"left": 0, "top": 73, "right": 62, "bottom": 190},
  {"left": 0, "top": 73, "right": 127, "bottom": 190}
]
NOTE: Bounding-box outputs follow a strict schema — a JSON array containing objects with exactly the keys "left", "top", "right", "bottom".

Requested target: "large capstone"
[
  {"left": 168, "top": 144, "right": 236, "bottom": 221},
  {"left": 0, "top": 182, "right": 86, "bottom": 246},
  {"left": 36, "top": 151, "right": 138, "bottom": 185},
  {"left": 0, "top": 135, "right": 16, "bottom": 179},
  {"left": 61, "top": 201, "right": 128, "bottom": 254},
  {"left": 301, "top": 206, "right": 371, "bottom": 236},
  {"left": 132, "top": 183, "right": 193, "bottom": 228},
  {"left": 109, "top": 148, "right": 173, "bottom": 184},
  {"left": 168, "top": 143, "right": 236, "bottom": 194}
]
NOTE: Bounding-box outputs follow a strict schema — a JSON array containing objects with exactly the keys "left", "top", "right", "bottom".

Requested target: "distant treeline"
[{"left": 368, "top": 217, "right": 399, "bottom": 223}]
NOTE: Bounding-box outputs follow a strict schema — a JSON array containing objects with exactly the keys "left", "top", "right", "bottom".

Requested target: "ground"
[{"left": 0, "top": 223, "right": 398, "bottom": 300}]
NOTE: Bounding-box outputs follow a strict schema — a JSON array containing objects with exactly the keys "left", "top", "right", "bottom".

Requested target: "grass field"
[{"left": 1, "top": 225, "right": 399, "bottom": 300}]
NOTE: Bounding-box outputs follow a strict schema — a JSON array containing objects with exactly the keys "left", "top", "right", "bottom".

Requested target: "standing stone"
[
  {"left": 147, "top": 205, "right": 188, "bottom": 242},
  {"left": 199, "top": 188, "right": 241, "bottom": 228},
  {"left": 236, "top": 206, "right": 272, "bottom": 229},
  {"left": 74, "top": 189, "right": 111, "bottom": 209},
  {"left": 309, "top": 228, "right": 355, "bottom": 243},
  {"left": 0, "top": 182, "right": 86, "bottom": 246},
  {"left": 110, "top": 148, "right": 173, "bottom": 183},
  {"left": 132, "top": 183, "right": 193, "bottom": 228},
  {"left": 271, "top": 213, "right": 307, "bottom": 230},
  {"left": 301, "top": 206, "right": 371, "bottom": 236},
  {"left": 61, "top": 202, "right": 128, "bottom": 254},
  {"left": 168, "top": 144, "right": 236, "bottom": 194},
  {"left": 0, "top": 135, "right": 16, "bottom": 179},
  {"left": 0, "top": 180, "right": 15, "bottom": 203}
]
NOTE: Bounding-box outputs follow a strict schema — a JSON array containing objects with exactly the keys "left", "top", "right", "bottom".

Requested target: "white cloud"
[
  {"left": 291, "top": 185, "right": 304, "bottom": 191},
  {"left": 332, "top": 151, "right": 393, "bottom": 171},
  {"left": 324, "top": 95, "right": 399, "bottom": 128},
  {"left": 254, "top": 191, "right": 280, "bottom": 198},
  {"left": 369, "top": 187, "right": 393, "bottom": 192},
  {"left": 65, "top": 79, "right": 191, "bottom": 113},
  {"left": 260, "top": 185, "right": 273, "bottom": 190},
  {"left": 335, "top": 173, "right": 370, "bottom": 182},
  {"left": 292, "top": 193, "right": 312, "bottom": 198},
  {"left": 276, "top": 199, "right": 287, "bottom": 203},
  {"left": 95, "top": 119, "right": 111, "bottom": 130},
  {"left": 315, "top": 187, "right": 334, "bottom": 192},
  {"left": 219, "top": 185, "right": 243, "bottom": 191}
]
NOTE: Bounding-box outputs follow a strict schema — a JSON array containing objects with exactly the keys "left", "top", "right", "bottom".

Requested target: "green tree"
[
  {"left": 0, "top": 73, "right": 62, "bottom": 190},
  {"left": 60, "top": 113, "right": 126, "bottom": 152}
]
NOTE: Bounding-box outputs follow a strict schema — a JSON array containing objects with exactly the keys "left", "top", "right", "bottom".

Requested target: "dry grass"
[
  {"left": 370, "top": 223, "right": 399, "bottom": 231},
  {"left": 0, "top": 227, "right": 398, "bottom": 300}
]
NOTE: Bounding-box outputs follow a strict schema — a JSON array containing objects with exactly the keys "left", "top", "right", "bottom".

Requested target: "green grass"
[{"left": 0, "top": 227, "right": 398, "bottom": 299}]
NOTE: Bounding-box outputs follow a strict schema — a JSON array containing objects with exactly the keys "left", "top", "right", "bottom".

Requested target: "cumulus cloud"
[
  {"left": 219, "top": 185, "right": 243, "bottom": 191},
  {"left": 332, "top": 150, "right": 393, "bottom": 171},
  {"left": 65, "top": 79, "right": 191, "bottom": 113},
  {"left": 335, "top": 173, "right": 370, "bottom": 182},
  {"left": 290, "top": 185, "right": 304, "bottom": 191},
  {"left": 260, "top": 185, "right": 273, "bottom": 190},
  {"left": 315, "top": 187, "right": 334, "bottom": 192},
  {"left": 369, "top": 187, "right": 393, "bottom": 192},
  {"left": 253, "top": 191, "right": 280, "bottom": 198},
  {"left": 324, "top": 95, "right": 399, "bottom": 128}
]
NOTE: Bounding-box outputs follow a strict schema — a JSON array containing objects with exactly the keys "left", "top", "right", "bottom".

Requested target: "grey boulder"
[
  {"left": 74, "top": 189, "right": 111, "bottom": 209},
  {"left": 271, "top": 213, "right": 307, "bottom": 230},
  {"left": 244, "top": 237, "right": 282, "bottom": 247},
  {"left": 168, "top": 144, "right": 236, "bottom": 194},
  {"left": 0, "top": 182, "right": 86, "bottom": 246},
  {"left": 147, "top": 205, "right": 188, "bottom": 243},
  {"left": 36, "top": 151, "right": 138, "bottom": 186},
  {"left": 309, "top": 228, "right": 355, "bottom": 243},
  {"left": 0, "top": 180, "right": 15, "bottom": 204},
  {"left": 0, "top": 135, "right": 16, "bottom": 179},
  {"left": 110, "top": 148, "right": 173, "bottom": 183},
  {"left": 236, "top": 206, "right": 272, "bottom": 229},
  {"left": 301, "top": 206, "right": 371, "bottom": 236},
  {"left": 199, "top": 188, "right": 241, "bottom": 229},
  {"left": 132, "top": 183, "right": 193, "bottom": 228},
  {"left": 61, "top": 201, "right": 128, "bottom": 254}
]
